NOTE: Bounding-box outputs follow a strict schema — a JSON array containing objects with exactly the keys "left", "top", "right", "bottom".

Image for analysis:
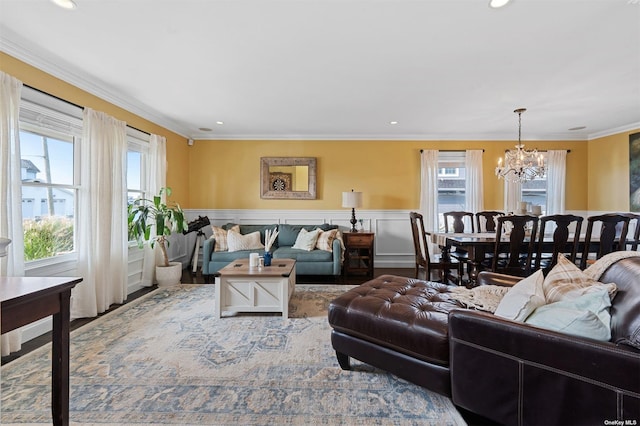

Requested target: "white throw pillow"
[
  {"left": 226, "top": 230, "right": 264, "bottom": 252},
  {"left": 525, "top": 288, "right": 612, "bottom": 341},
  {"left": 494, "top": 269, "right": 545, "bottom": 322},
  {"left": 543, "top": 253, "right": 617, "bottom": 303},
  {"left": 292, "top": 228, "right": 321, "bottom": 251}
]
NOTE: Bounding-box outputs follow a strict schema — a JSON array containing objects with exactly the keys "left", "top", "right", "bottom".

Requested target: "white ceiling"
[{"left": 1, "top": 0, "right": 639, "bottom": 141}]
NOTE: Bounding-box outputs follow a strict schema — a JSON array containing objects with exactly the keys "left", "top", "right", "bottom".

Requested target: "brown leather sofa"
[{"left": 328, "top": 256, "right": 640, "bottom": 425}]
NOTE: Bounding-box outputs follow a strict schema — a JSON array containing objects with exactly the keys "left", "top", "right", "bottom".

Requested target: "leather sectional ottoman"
[{"left": 327, "top": 274, "right": 464, "bottom": 396}]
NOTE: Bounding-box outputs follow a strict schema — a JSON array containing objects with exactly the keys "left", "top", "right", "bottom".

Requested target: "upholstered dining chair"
[
  {"left": 409, "top": 212, "right": 462, "bottom": 285},
  {"left": 578, "top": 213, "right": 631, "bottom": 269},
  {"left": 475, "top": 211, "right": 504, "bottom": 233},
  {"left": 534, "top": 214, "right": 584, "bottom": 274},
  {"left": 443, "top": 211, "right": 475, "bottom": 233},
  {"left": 491, "top": 214, "right": 539, "bottom": 277}
]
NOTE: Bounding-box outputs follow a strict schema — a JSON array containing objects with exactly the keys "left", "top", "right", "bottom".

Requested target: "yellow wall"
[
  {"left": 5, "top": 52, "right": 636, "bottom": 212},
  {"left": 588, "top": 129, "right": 640, "bottom": 211},
  {"left": 188, "top": 139, "right": 590, "bottom": 210},
  {"left": 0, "top": 53, "right": 191, "bottom": 207}
]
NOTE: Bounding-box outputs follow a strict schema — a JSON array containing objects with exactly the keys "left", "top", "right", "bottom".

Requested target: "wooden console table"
[{"left": 1, "top": 276, "right": 82, "bottom": 426}]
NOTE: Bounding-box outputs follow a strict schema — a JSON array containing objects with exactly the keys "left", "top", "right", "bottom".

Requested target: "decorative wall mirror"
[{"left": 260, "top": 157, "right": 317, "bottom": 199}]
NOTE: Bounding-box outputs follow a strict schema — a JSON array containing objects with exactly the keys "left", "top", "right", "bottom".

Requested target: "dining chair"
[
  {"left": 534, "top": 214, "right": 583, "bottom": 273},
  {"left": 443, "top": 211, "right": 475, "bottom": 233},
  {"left": 622, "top": 212, "right": 640, "bottom": 251},
  {"left": 491, "top": 214, "right": 539, "bottom": 277},
  {"left": 475, "top": 211, "right": 504, "bottom": 233},
  {"left": 409, "top": 212, "right": 463, "bottom": 285},
  {"left": 578, "top": 213, "right": 631, "bottom": 269}
]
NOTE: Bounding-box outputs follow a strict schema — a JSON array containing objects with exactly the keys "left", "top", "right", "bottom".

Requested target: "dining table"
[
  {"left": 430, "top": 232, "right": 498, "bottom": 285},
  {"left": 429, "top": 231, "right": 605, "bottom": 286}
]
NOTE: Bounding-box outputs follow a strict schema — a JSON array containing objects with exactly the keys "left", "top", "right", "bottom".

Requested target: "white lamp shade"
[{"left": 342, "top": 191, "right": 363, "bottom": 208}]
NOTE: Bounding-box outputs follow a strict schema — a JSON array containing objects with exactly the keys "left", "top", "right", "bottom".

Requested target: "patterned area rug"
[{"left": 1, "top": 284, "right": 466, "bottom": 425}]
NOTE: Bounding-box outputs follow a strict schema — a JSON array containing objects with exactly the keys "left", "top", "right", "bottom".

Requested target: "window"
[
  {"left": 437, "top": 151, "right": 466, "bottom": 231},
  {"left": 19, "top": 88, "right": 82, "bottom": 263},
  {"left": 127, "top": 129, "right": 149, "bottom": 204},
  {"left": 126, "top": 128, "right": 150, "bottom": 243},
  {"left": 521, "top": 152, "right": 548, "bottom": 214}
]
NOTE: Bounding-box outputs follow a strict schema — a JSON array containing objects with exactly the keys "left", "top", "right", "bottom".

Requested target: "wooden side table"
[{"left": 343, "top": 231, "right": 375, "bottom": 280}]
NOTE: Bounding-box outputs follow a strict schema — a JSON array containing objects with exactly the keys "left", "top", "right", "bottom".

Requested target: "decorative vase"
[
  {"left": 155, "top": 261, "right": 182, "bottom": 287},
  {"left": 263, "top": 251, "right": 272, "bottom": 266}
]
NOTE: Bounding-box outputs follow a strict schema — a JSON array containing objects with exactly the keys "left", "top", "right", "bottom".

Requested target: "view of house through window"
[
  {"left": 19, "top": 129, "right": 77, "bottom": 261},
  {"left": 437, "top": 151, "right": 466, "bottom": 231},
  {"left": 521, "top": 152, "right": 548, "bottom": 214}
]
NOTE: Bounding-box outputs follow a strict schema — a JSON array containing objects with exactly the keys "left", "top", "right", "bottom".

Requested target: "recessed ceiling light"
[
  {"left": 389, "top": 121, "right": 399, "bottom": 125},
  {"left": 198, "top": 127, "right": 213, "bottom": 132},
  {"left": 489, "top": 0, "right": 511, "bottom": 8},
  {"left": 216, "top": 121, "right": 224, "bottom": 125},
  {"left": 568, "top": 126, "right": 587, "bottom": 131},
  {"left": 51, "top": 0, "right": 77, "bottom": 10}
]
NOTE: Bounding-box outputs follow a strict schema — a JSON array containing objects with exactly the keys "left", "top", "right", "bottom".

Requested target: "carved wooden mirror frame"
[{"left": 260, "top": 157, "right": 317, "bottom": 199}]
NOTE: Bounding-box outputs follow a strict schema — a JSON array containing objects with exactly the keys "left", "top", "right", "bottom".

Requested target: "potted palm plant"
[{"left": 128, "top": 187, "right": 188, "bottom": 286}]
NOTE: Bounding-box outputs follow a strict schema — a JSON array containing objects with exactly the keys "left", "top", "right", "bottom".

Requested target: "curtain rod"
[
  {"left": 420, "top": 149, "right": 485, "bottom": 153},
  {"left": 417, "top": 148, "right": 571, "bottom": 153},
  {"left": 502, "top": 149, "right": 572, "bottom": 153},
  {"left": 24, "top": 84, "right": 151, "bottom": 136}
]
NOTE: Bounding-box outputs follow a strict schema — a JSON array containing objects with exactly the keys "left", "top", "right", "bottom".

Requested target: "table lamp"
[{"left": 342, "top": 190, "right": 363, "bottom": 232}]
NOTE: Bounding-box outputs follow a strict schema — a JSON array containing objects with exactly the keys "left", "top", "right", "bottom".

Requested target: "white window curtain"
[
  {"left": 465, "top": 149, "right": 484, "bottom": 213},
  {"left": 504, "top": 180, "right": 522, "bottom": 214},
  {"left": 73, "top": 108, "right": 128, "bottom": 319},
  {"left": 0, "top": 71, "right": 26, "bottom": 355},
  {"left": 419, "top": 150, "right": 439, "bottom": 232},
  {"left": 546, "top": 150, "right": 567, "bottom": 215},
  {"left": 141, "top": 133, "right": 166, "bottom": 287}
]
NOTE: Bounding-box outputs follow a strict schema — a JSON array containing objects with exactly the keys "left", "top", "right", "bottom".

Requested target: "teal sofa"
[{"left": 202, "top": 223, "right": 342, "bottom": 282}]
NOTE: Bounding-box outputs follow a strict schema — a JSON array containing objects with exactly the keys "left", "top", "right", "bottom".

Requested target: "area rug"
[{"left": 1, "top": 284, "right": 466, "bottom": 425}]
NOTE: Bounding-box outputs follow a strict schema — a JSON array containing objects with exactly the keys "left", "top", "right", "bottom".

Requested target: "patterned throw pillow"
[
  {"left": 227, "top": 230, "right": 264, "bottom": 252},
  {"left": 292, "top": 228, "right": 321, "bottom": 251},
  {"left": 210, "top": 225, "right": 239, "bottom": 252},
  {"left": 542, "top": 254, "right": 617, "bottom": 303},
  {"left": 315, "top": 228, "right": 339, "bottom": 252}
]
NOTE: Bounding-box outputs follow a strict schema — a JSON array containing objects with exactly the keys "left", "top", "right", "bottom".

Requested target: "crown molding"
[
  {"left": 191, "top": 132, "right": 589, "bottom": 141},
  {"left": 588, "top": 122, "right": 640, "bottom": 140},
  {"left": 0, "top": 26, "right": 190, "bottom": 138}
]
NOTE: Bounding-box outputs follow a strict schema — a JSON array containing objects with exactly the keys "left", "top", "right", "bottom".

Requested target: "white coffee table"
[{"left": 215, "top": 258, "right": 296, "bottom": 318}]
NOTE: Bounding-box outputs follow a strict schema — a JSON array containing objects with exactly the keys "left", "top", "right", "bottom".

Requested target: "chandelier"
[{"left": 495, "top": 108, "right": 545, "bottom": 183}]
